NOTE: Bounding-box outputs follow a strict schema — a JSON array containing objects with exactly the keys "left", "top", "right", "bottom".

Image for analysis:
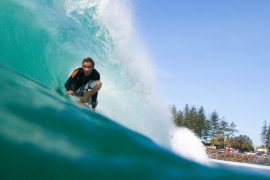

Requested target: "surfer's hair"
[{"left": 82, "top": 57, "right": 95, "bottom": 67}]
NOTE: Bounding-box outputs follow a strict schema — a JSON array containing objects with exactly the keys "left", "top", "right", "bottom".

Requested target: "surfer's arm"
[
  {"left": 65, "top": 68, "right": 80, "bottom": 94},
  {"left": 65, "top": 77, "right": 75, "bottom": 91},
  {"left": 65, "top": 79, "right": 80, "bottom": 96}
]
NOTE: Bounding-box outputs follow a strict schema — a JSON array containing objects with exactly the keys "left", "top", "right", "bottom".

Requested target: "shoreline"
[
  {"left": 207, "top": 149, "right": 270, "bottom": 166},
  {"left": 210, "top": 159, "right": 270, "bottom": 169},
  {"left": 209, "top": 159, "right": 270, "bottom": 175}
]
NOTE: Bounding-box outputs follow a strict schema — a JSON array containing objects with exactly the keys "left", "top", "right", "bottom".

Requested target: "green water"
[{"left": 0, "top": 0, "right": 269, "bottom": 179}]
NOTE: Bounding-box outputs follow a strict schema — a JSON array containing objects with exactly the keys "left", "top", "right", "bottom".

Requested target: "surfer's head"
[{"left": 82, "top": 57, "right": 95, "bottom": 76}]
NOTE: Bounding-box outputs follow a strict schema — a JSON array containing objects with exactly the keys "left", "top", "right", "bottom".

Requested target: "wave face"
[
  {"left": 0, "top": 0, "right": 170, "bottom": 145},
  {"left": 0, "top": 0, "right": 269, "bottom": 179}
]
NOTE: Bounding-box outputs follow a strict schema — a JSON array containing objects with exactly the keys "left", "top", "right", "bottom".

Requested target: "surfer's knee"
[{"left": 95, "top": 81, "right": 102, "bottom": 90}]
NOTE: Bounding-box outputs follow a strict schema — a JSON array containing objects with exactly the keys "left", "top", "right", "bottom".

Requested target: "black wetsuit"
[{"left": 65, "top": 67, "right": 100, "bottom": 102}]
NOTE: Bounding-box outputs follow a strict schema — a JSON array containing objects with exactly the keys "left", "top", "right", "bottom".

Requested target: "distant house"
[
  {"left": 255, "top": 148, "right": 268, "bottom": 156},
  {"left": 256, "top": 148, "right": 267, "bottom": 153}
]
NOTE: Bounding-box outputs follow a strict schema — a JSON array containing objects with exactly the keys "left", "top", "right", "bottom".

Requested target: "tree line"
[{"left": 170, "top": 104, "right": 254, "bottom": 152}]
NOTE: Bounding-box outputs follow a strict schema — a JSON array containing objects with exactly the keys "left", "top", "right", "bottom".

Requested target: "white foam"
[{"left": 170, "top": 127, "right": 209, "bottom": 165}]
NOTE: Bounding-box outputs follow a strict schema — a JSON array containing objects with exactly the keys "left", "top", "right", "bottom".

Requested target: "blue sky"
[{"left": 134, "top": 0, "right": 270, "bottom": 146}]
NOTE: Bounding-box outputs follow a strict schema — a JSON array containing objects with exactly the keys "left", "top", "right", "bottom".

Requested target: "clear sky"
[{"left": 134, "top": 0, "right": 270, "bottom": 146}]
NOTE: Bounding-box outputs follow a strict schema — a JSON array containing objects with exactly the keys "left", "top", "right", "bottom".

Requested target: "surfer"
[{"left": 65, "top": 57, "right": 102, "bottom": 110}]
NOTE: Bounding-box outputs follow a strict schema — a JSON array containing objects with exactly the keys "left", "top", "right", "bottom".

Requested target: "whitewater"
[{"left": 0, "top": 0, "right": 269, "bottom": 179}]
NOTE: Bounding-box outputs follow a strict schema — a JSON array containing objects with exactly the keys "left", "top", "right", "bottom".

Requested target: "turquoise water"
[{"left": 0, "top": 0, "right": 269, "bottom": 179}]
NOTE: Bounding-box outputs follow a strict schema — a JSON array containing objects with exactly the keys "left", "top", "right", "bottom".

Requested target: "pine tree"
[
  {"left": 209, "top": 111, "right": 220, "bottom": 139},
  {"left": 261, "top": 120, "right": 268, "bottom": 147},
  {"left": 202, "top": 119, "right": 211, "bottom": 143},
  {"left": 266, "top": 124, "right": 270, "bottom": 149},
  {"left": 261, "top": 120, "right": 267, "bottom": 146},
  {"left": 197, "top": 106, "right": 206, "bottom": 138},
  {"left": 217, "top": 118, "right": 230, "bottom": 148},
  {"left": 182, "top": 104, "right": 190, "bottom": 127},
  {"left": 178, "top": 110, "right": 184, "bottom": 126},
  {"left": 219, "top": 118, "right": 230, "bottom": 137},
  {"left": 228, "top": 122, "right": 237, "bottom": 137},
  {"left": 170, "top": 105, "right": 185, "bottom": 127},
  {"left": 187, "top": 106, "right": 198, "bottom": 133},
  {"left": 170, "top": 105, "right": 178, "bottom": 126}
]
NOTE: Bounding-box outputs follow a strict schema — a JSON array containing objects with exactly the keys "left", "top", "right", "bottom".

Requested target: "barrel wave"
[{"left": 0, "top": 0, "right": 269, "bottom": 179}]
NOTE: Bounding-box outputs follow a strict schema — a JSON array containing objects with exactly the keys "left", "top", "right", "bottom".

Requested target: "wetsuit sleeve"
[{"left": 65, "top": 68, "right": 80, "bottom": 91}]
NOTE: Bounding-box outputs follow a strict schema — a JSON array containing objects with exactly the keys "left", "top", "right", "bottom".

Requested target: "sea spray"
[
  {"left": 171, "top": 127, "right": 209, "bottom": 165},
  {"left": 64, "top": 0, "right": 171, "bottom": 147}
]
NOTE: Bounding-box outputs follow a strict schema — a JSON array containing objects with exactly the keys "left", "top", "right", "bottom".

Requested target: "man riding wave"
[{"left": 65, "top": 57, "right": 102, "bottom": 110}]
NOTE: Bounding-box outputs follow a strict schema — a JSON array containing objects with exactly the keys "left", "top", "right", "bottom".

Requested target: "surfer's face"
[{"left": 82, "top": 62, "right": 93, "bottom": 76}]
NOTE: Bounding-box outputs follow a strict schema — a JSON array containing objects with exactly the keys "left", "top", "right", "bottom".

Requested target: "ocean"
[{"left": 0, "top": 0, "right": 269, "bottom": 179}]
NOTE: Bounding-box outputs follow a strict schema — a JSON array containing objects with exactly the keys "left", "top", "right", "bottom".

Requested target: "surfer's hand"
[{"left": 67, "top": 90, "right": 75, "bottom": 95}]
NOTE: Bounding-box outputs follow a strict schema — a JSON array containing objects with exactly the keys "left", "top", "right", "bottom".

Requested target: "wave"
[{"left": 0, "top": 0, "right": 269, "bottom": 179}]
